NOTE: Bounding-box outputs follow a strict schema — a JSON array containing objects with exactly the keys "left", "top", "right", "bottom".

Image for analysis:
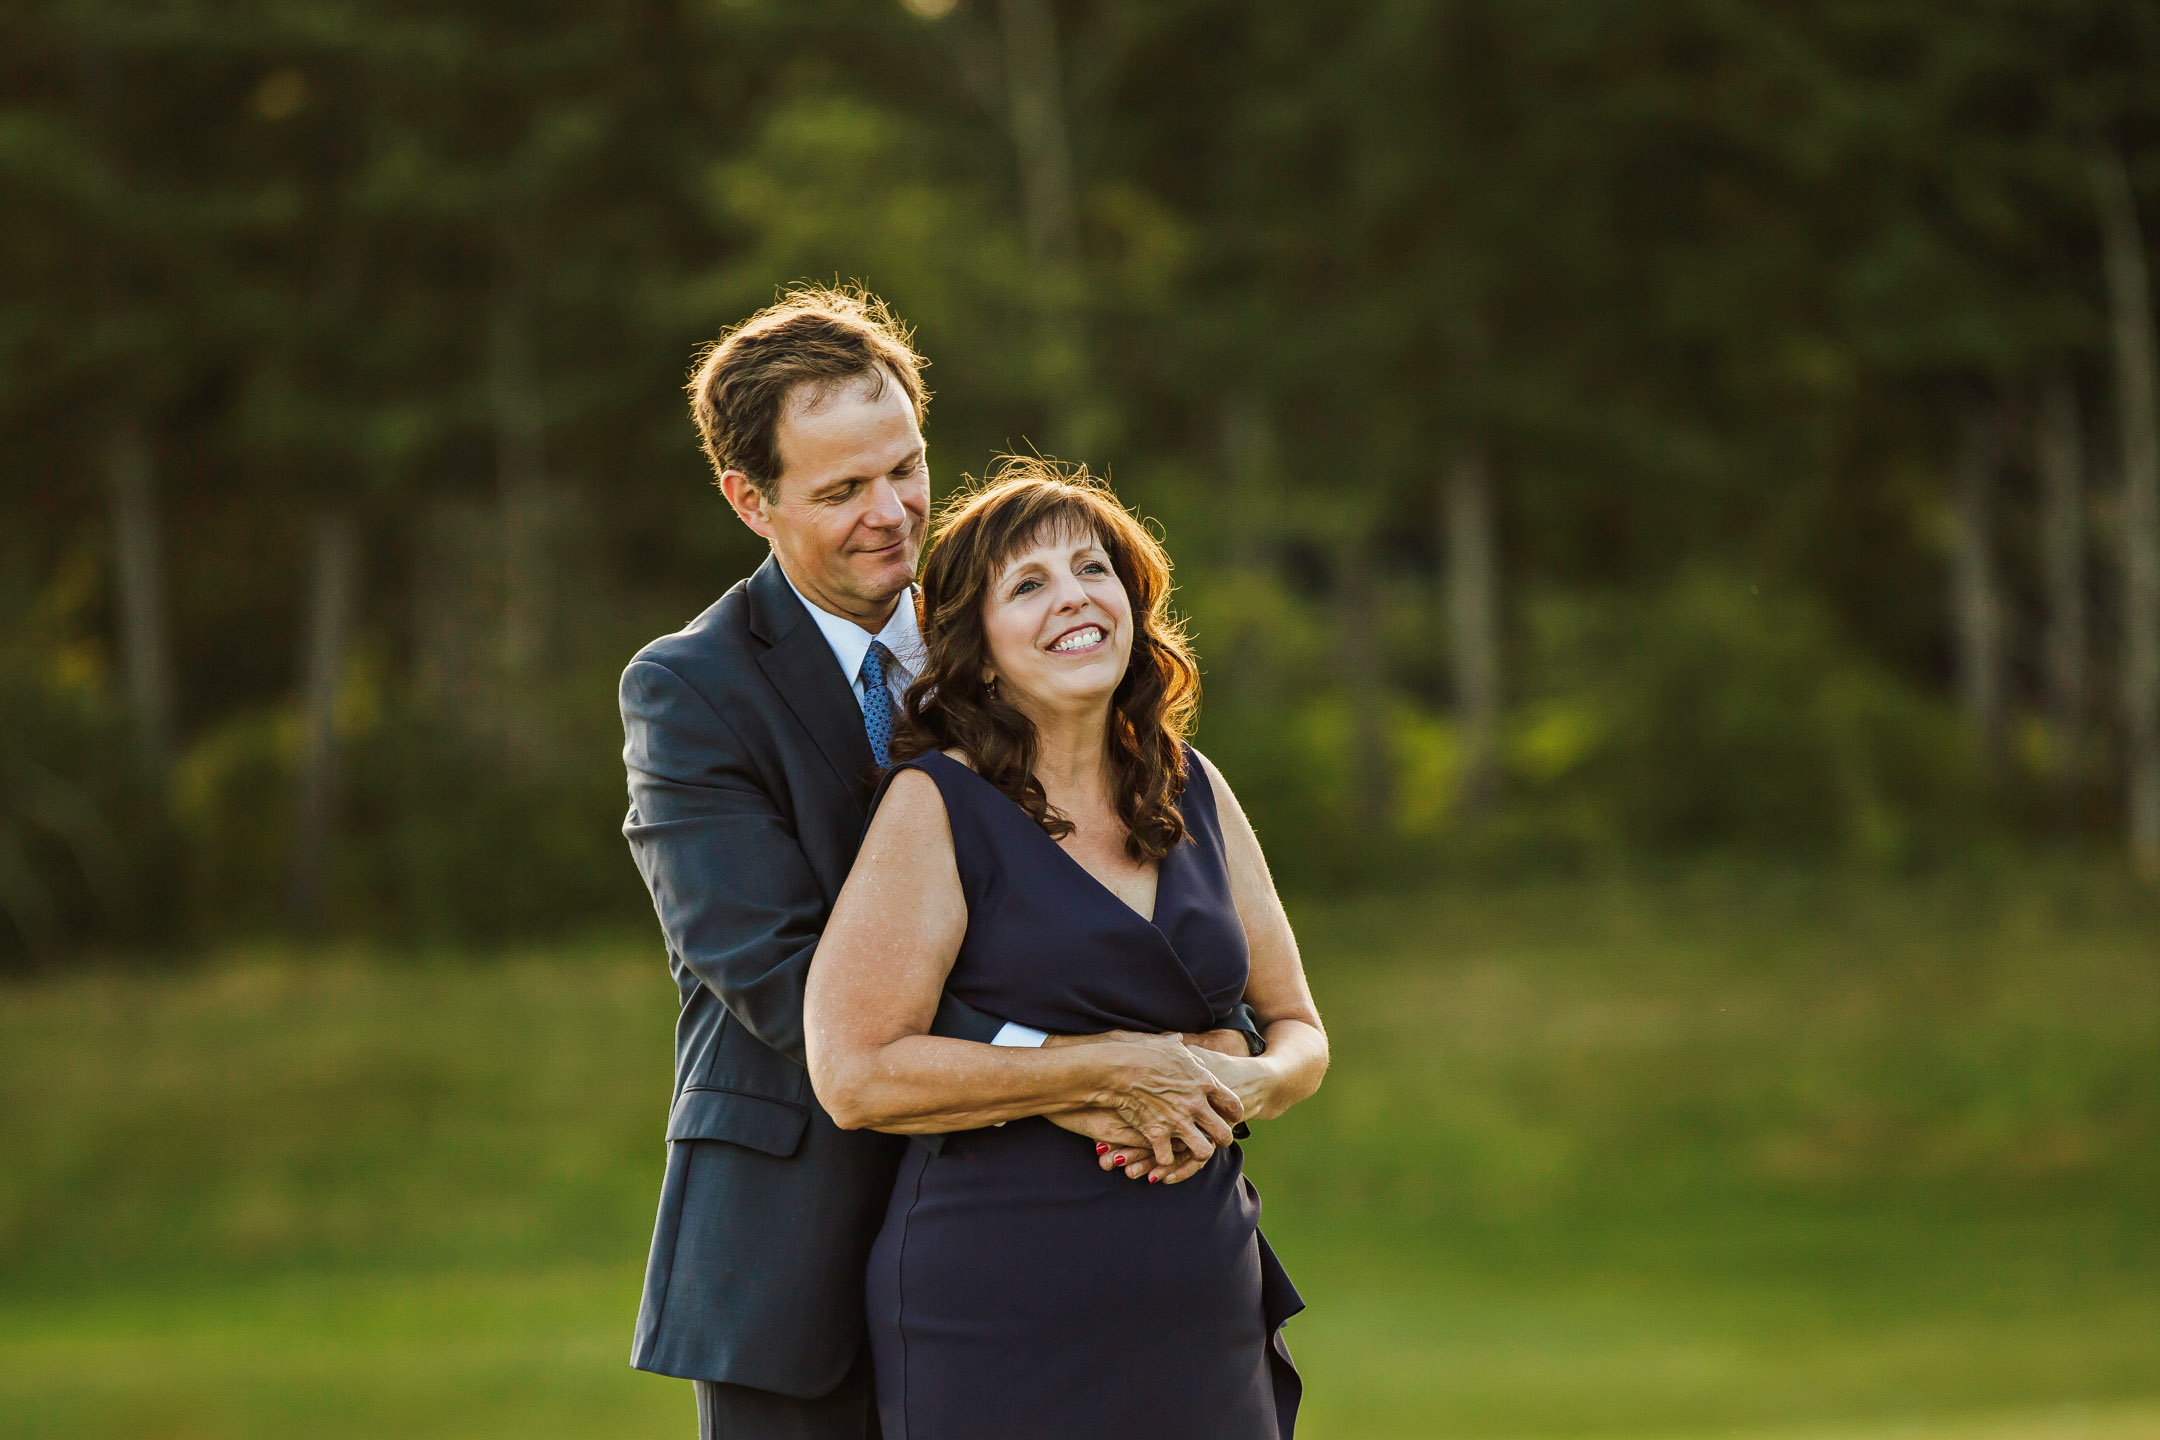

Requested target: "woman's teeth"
[{"left": 1050, "top": 626, "right": 1104, "bottom": 652}]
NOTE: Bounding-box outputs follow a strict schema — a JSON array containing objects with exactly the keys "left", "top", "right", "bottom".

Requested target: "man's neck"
[{"left": 778, "top": 558, "right": 901, "bottom": 632}]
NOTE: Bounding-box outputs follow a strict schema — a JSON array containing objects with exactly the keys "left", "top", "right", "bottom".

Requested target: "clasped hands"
[{"left": 1043, "top": 1028, "right": 1268, "bottom": 1186}]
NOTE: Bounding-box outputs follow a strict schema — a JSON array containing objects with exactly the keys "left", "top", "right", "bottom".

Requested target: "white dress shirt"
[{"left": 781, "top": 565, "right": 1048, "bottom": 1050}]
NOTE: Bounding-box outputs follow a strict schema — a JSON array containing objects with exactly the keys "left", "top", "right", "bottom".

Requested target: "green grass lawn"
[{"left": 4, "top": 868, "right": 2159, "bottom": 1438}]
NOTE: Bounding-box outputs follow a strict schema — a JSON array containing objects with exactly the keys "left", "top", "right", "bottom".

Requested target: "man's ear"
[{"left": 719, "top": 470, "right": 776, "bottom": 540}]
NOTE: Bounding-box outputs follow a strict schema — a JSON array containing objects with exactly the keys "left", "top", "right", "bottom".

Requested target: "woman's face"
[{"left": 980, "top": 524, "right": 1135, "bottom": 722}]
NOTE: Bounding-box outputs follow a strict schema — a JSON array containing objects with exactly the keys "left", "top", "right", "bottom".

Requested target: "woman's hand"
[
  {"left": 1046, "top": 1105, "right": 1150, "bottom": 1153},
  {"left": 1086, "top": 1033, "right": 1242, "bottom": 1174},
  {"left": 1042, "top": 1031, "right": 1236, "bottom": 1184},
  {"left": 1103, "top": 1134, "right": 1209, "bottom": 1185},
  {"left": 1049, "top": 1107, "right": 1213, "bottom": 1185},
  {"left": 1189, "top": 1045, "right": 1279, "bottom": 1124}
]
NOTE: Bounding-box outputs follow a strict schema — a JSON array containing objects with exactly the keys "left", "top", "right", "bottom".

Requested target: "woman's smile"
[{"left": 1047, "top": 623, "right": 1108, "bottom": 654}]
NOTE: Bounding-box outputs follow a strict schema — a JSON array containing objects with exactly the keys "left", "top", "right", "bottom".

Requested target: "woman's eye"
[{"left": 1013, "top": 579, "right": 1039, "bottom": 597}]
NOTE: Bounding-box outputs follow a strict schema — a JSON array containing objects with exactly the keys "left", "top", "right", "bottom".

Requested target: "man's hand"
[
  {"left": 1183, "top": 1027, "right": 1254, "bottom": 1057},
  {"left": 1040, "top": 1029, "right": 1149, "bottom": 1050},
  {"left": 1046, "top": 1106, "right": 1150, "bottom": 1153},
  {"left": 1044, "top": 1027, "right": 1247, "bottom": 1056}
]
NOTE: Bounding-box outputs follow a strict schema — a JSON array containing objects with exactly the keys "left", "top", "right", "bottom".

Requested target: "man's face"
[{"left": 721, "top": 369, "right": 931, "bottom": 627}]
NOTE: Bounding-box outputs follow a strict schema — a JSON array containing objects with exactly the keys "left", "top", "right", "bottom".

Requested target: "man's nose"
[{"left": 862, "top": 479, "right": 907, "bottom": 529}]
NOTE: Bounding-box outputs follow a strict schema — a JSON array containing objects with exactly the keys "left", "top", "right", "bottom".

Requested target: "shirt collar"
[{"left": 779, "top": 565, "right": 925, "bottom": 686}]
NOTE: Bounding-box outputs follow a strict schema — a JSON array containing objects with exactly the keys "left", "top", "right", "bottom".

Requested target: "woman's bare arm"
[
  {"left": 804, "top": 768, "right": 1242, "bottom": 1169},
  {"left": 1186, "top": 750, "right": 1329, "bottom": 1124}
]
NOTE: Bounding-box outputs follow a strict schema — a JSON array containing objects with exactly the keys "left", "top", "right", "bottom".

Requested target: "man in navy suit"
[{"left": 620, "top": 287, "right": 1254, "bottom": 1439}]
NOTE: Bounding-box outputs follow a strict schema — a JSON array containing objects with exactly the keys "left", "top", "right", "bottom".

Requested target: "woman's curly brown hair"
[{"left": 892, "top": 458, "right": 1202, "bottom": 864}]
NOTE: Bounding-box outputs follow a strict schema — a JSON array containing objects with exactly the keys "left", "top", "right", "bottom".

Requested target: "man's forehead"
[
  {"left": 772, "top": 371, "right": 920, "bottom": 487},
  {"left": 785, "top": 366, "right": 889, "bottom": 423}
]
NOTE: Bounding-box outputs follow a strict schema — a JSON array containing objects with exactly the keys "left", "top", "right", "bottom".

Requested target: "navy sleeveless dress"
[{"left": 863, "top": 747, "right": 1302, "bottom": 1440}]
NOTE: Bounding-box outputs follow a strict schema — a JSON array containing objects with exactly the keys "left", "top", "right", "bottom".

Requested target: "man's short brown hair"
[{"left": 686, "top": 284, "right": 930, "bottom": 492}]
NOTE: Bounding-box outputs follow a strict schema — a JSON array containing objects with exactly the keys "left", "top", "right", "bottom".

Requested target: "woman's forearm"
[
  {"left": 1207, "top": 1019, "right": 1328, "bottom": 1123},
  {"left": 1258, "top": 1019, "right": 1328, "bottom": 1119},
  {"left": 814, "top": 1036, "right": 1122, "bottom": 1134}
]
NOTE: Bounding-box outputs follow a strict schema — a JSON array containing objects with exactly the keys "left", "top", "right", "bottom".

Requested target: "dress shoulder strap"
[
  {"left": 867, "top": 750, "right": 969, "bottom": 828},
  {"left": 1175, "top": 742, "right": 1227, "bottom": 850}
]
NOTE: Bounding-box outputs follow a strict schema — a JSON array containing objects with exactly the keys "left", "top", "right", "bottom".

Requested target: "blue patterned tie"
[{"left": 859, "top": 641, "right": 897, "bottom": 766}]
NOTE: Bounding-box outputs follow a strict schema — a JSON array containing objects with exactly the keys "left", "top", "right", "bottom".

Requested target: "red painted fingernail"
[
  {"left": 1149, "top": 1173, "right": 1162, "bottom": 1183},
  {"left": 1112, "top": 1154, "right": 1127, "bottom": 1166},
  {"left": 1095, "top": 1143, "right": 1109, "bottom": 1154}
]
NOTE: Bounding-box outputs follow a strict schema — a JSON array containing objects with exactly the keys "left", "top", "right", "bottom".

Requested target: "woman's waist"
[{"left": 906, "top": 1117, "right": 1249, "bottom": 1196}]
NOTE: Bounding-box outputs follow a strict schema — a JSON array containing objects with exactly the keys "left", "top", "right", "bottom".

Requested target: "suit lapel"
[{"left": 747, "top": 556, "right": 877, "bottom": 810}]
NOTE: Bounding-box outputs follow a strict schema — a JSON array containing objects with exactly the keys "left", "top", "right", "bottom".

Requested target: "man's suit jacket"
[{"left": 619, "top": 555, "right": 1000, "bottom": 1393}]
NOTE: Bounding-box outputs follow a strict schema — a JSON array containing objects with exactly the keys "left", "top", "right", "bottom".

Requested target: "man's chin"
[
  {"left": 843, "top": 562, "right": 915, "bottom": 607},
  {"left": 855, "top": 547, "right": 919, "bottom": 595}
]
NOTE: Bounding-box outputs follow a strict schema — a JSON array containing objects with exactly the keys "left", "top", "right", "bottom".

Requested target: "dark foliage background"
[{"left": 7, "top": 0, "right": 2160, "bottom": 959}]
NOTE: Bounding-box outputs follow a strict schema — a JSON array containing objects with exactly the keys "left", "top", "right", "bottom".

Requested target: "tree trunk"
[
  {"left": 2036, "top": 371, "right": 2087, "bottom": 811},
  {"left": 1446, "top": 439, "right": 1501, "bottom": 815},
  {"left": 287, "top": 504, "right": 360, "bottom": 932},
  {"left": 994, "top": 0, "right": 1078, "bottom": 273},
  {"left": 491, "top": 240, "right": 550, "bottom": 692},
  {"left": 1949, "top": 398, "right": 2006, "bottom": 769},
  {"left": 2091, "top": 144, "right": 2160, "bottom": 879},
  {"left": 1337, "top": 538, "right": 1393, "bottom": 841},
  {"left": 105, "top": 417, "right": 173, "bottom": 786}
]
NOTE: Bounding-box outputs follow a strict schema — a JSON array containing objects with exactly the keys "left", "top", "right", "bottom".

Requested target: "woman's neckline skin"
[{"left": 935, "top": 737, "right": 1162, "bottom": 925}]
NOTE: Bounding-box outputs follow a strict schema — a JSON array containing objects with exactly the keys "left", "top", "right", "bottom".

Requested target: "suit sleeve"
[{"left": 621, "top": 657, "right": 1003, "bottom": 1066}]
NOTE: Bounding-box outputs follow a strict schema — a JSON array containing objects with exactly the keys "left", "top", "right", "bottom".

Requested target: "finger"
[
  {"left": 1132, "top": 1139, "right": 1197, "bottom": 1181},
  {"left": 1161, "top": 1153, "right": 1208, "bottom": 1185},
  {"left": 1126, "top": 1142, "right": 1178, "bottom": 1180},
  {"left": 1103, "top": 1143, "right": 1146, "bottom": 1173},
  {"left": 1194, "top": 1096, "right": 1237, "bottom": 1151},
  {"left": 1181, "top": 1092, "right": 1233, "bottom": 1152},
  {"left": 1145, "top": 1123, "right": 1178, "bottom": 1173},
  {"left": 1155, "top": 1138, "right": 1210, "bottom": 1185},
  {"left": 1169, "top": 1115, "right": 1217, "bottom": 1168},
  {"left": 1205, "top": 1080, "right": 1245, "bottom": 1125}
]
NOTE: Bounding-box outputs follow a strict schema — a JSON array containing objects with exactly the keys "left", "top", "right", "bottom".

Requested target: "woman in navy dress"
[{"left": 806, "top": 461, "right": 1330, "bottom": 1440}]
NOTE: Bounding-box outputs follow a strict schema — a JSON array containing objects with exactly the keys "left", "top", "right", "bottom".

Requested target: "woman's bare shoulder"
[
  {"left": 879, "top": 763, "right": 948, "bottom": 812},
  {"left": 1187, "top": 747, "right": 1262, "bottom": 845}
]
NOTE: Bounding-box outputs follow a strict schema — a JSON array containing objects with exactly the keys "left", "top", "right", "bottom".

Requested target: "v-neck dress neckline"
[{"left": 919, "top": 749, "right": 1171, "bottom": 930}]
